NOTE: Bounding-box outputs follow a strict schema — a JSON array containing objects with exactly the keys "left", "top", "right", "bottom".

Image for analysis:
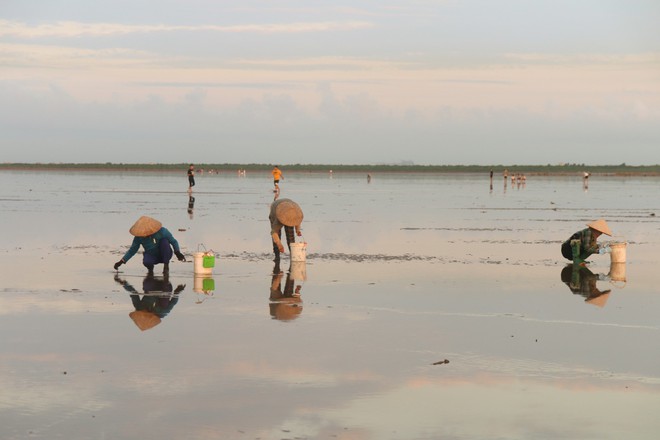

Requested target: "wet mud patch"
[
  {"left": 463, "top": 239, "right": 564, "bottom": 245},
  {"left": 220, "top": 251, "right": 554, "bottom": 266},
  {"left": 402, "top": 227, "right": 519, "bottom": 232},
  {"left": 310, "top": 252, "right": 436, "bottom": 262}
]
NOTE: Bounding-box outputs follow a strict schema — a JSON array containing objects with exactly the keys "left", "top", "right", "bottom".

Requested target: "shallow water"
[{"left": 1, "top": 170, "right": 659, "bottom": 440}]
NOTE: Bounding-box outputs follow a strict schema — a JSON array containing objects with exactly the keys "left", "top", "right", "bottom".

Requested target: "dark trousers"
[
  {"left": 273, "top": 226, "right": 295, "bottom": 258},
  {"left": 143, "top": 238, "right": 173, "bottom": 269}
]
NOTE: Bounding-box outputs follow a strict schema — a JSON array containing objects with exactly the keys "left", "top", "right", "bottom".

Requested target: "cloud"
[
  {"left": 504, "top": 52, "right": 660, "bottom": 66},
  {"left": 0, "top": 43, "right": 150, "bottom": 65},
  {"left": 0, "top": 19, "right": 374, "bottom": 38}
]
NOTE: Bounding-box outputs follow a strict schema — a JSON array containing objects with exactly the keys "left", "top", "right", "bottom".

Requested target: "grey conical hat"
[
  {"left": 129, "top": 216, "right": 162, "bottom": 237},
  {"left": 275, "top": 200, "right": 303, "bottom": 226},
  {"left": 586, "top": 219, "right": 612, "bottom": 236}
]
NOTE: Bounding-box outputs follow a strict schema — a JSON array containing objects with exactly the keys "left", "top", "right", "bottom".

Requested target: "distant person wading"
[
  {"left": 188, "top": 164, "right": 196, "bottom": 190},
  {"left": 272, "top": 165, "right": 283, "bottom": 192}
]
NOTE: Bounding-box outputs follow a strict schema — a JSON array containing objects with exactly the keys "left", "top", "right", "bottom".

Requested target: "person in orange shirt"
[{"left": 271, "top": 165, "right": 283, "bottom": 192}]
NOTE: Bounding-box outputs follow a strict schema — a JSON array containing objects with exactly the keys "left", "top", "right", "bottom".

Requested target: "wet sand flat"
[{"left": 1, "top": 170, "right": 659, "bottom": 440}]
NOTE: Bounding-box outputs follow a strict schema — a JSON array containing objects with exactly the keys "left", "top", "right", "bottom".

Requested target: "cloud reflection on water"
[{"left": 1, "top": 171, "right": 660, "bottom": 439}]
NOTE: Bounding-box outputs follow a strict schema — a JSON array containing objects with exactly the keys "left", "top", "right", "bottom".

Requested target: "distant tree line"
[{"left": 1, "top": 162, "right": 659, "bottom": 175}]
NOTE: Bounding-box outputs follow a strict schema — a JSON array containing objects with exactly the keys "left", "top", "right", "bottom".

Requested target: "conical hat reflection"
[
  {"left": 586, "top": 292, "right": 611, "bottom": 308},
  {"left": 129, "top": 310, "right": 162, "bottom": 331},
  {"left": 269, "top": 301, "right": 302, "bottom": 321}
]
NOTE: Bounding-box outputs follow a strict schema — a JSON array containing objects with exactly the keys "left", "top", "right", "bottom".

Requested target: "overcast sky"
[{"left": 1, "top": 1, "right": 659, "bottom": 165}]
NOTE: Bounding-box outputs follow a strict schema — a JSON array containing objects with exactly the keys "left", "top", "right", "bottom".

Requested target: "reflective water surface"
[{"left": 1, "top": 170, "right": 659, "bottom": 439}]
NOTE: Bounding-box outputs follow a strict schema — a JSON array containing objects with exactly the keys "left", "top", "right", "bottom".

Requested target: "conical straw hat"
[
  {"left": 129, "top": 310, "right": 162, "bottom": 331},
  {"left": 586, "top": 219, "right": 612, "bottom": 236},
  {"left": 129, "top": 216, "right": 162, "bottom": 237},
  {"left": 275, "top": 199, "right": 303, "bottom": 226}
]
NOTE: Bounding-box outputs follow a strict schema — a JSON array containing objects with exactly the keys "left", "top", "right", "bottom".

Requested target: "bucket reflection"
[
  {"left": 608, "top": 262, "right": 627, "bottom": 282},
  {"left": 289, "top": 261, "right": 307, "bottom": 281},
  {"left": 269, "top": 260, "right": 304, "bottom": 321},
  {"left": 193, "top": 275, "right": 215, "bottom": 303}
]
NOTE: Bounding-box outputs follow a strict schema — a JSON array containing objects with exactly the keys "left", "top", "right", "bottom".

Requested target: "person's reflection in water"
[
  {"left": 560, "top": 264, "right": 611, "bottom": 307},
  {"left": 269, "top": 260, "right": 302, "bottom": 321},
  {"left": 115, "top": 274, "right": 186, "bottom": 330},
  {"left": 187, "top": 195, "right": 195, "bottom": 219}
]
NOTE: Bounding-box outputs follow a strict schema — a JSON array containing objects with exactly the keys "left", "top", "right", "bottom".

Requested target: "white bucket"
[
  {"left": 610, "top": 242, "right": 627, "bottom": 263},
  {"left": 290, "top": 261, "right": 307, "bottom": 281},
  {"left": 193, "top": 252, "right": 214, "bottom": 275},
  {"left": 290, "top": 242, "right": 307, "bottom": 262}
]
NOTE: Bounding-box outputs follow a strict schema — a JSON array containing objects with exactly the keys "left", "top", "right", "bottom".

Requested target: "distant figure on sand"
[
  {"left": 188, "top": 164, "right": 195, "bottom": 190},
  {"left": 583, "top": 171, "right": 590, "bottom": 190},
  {"left": 114, "top": 216, "right": 186, "bottom": 274},
  {"left": 269, "top": 198, "right": 303, "bottom": 260},
  {"left": 367, "top": 173, "right": 372, "bottom": 183},
  {"left": 272, "top": 165, "right": 283, "bottom": 192},
  {"left": 561, "top": 219, "right": 612, "bottom": 265}
]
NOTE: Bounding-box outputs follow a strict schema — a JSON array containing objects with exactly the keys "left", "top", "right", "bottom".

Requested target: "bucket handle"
[{"left": 197, "top": 243, "right": 215, "bottom": 255}]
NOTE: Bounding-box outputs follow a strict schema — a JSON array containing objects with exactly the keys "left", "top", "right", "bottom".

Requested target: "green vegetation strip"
[{"left": 1, "top": 163, "right": 659, "bottom": 175}]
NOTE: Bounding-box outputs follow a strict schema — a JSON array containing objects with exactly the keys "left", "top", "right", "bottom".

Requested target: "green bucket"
[{"left": 203, "top": 254, "right": 215, "bottom": 268}]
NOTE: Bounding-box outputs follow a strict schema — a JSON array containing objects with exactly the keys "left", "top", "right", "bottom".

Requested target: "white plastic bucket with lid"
[
  {"left": 193, "top": 252, "right": 215, "bottom": 275},
  {"left": 290, "top": 242, "right": 307, "bottom": 262},
  {"left": 610, "top": 242, "right": 627, "bottom": 263}
]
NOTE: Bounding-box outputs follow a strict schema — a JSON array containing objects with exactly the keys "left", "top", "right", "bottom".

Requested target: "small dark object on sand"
[{"left": 432, "top": 359, "right": 449, "bottom": 365}]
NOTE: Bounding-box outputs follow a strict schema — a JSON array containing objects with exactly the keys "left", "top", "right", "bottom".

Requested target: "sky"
[{"left": 1, "top": 0, "right": 659, "bottom": 165}]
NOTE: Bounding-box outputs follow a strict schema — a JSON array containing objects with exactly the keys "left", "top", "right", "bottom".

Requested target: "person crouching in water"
[
  {"left": 561, "top": 219, "right": 612, "bottom": 265},
  {"left": 114, "top": 216, "right": 186, "bottom": 274},
  {"left": 269, "top": 198, "right": 303, "bottom": 260}
]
